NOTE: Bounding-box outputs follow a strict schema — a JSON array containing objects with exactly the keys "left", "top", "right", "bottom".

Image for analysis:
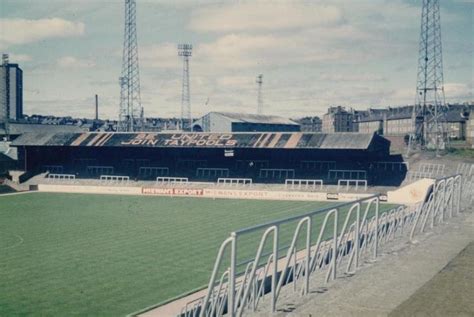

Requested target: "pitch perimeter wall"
[{"left": 36, "top": 183, "right": 426, "bottom": 205}]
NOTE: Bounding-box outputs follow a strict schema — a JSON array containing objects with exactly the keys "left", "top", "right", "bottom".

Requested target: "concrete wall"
[
  {"left": 38, "top": 183, "right": 375, "bottom": 202},
  {"left": 387, "top": 178, "right": 435, "bottom": 205}
]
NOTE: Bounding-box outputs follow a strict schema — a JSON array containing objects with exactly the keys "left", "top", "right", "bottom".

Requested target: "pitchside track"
[{"left": 0, "top": 192, "right": 395, "bottom": 316}]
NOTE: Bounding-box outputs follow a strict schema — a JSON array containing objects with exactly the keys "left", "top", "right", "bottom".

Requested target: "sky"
[{"left": 0, "top": 0, "right": 472, "bottom": 120}]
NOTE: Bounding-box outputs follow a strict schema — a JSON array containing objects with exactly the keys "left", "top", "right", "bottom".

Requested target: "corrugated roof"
[
  {"left": 319, "top": 133, "right": 373, "bottom": 149},
  {"left": 12, "top": 132, "right": 385, "bottom": 150},
  {"left": 213, "top": 112, "right": 299, "bottom": 125}
]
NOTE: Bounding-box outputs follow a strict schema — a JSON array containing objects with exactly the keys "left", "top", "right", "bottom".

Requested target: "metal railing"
[
  {"left": 99, "top": 175, "right": 130, "bottom": 185},
  {"left": 337, "top": 179, "right": 367, "bottom": 192},
  {"left": 416, "top": 163, "right": 445, "bottom": 176},
  {"left": 217, "top": 178, "right": 253, "bottom": 187},
  {"left": 46, "top": 173, "right": 76, "bottom": 183},
  {"left": 259, "top": 169, "right": 295, "bottom": 179},
  {"left": 156, "top": 177, "right": 189, "bottom": 185},
  {"left": 327, "top": 169, "right": 367, "bottom": 180},
  {"left": 374, "top": 161, "right": 409, "bottom": 171},
  {"left": 138, "top": 166, "right": 169, "bottom": 178},
  {"left": 179, "top": 174, "right": 470, "bottom": 317},
  {"left": 285, "top": 179, "right": 323, "bottom": 190}
]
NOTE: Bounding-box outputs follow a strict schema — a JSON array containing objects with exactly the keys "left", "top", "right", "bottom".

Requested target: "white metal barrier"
[
  {"left": 456, "top": 162, "right": 474, "bottom": 178},
  {"left": 407, "top": 171, "right": 435, "bottom": 182},
  {"left": 180, "top": 173, "right": 469, "bottom": 317},
  {"left": 337, "top": 179, "right": 367, "bottom": 191},
  {"left": 328, "top": 169, "right": 367, "bottom": 180},
  {"left": 196, "top": 168, "right": 230, "bottom": 178},
  {"left": 43, "top": 165, "right": 64, "bottom": 174},
  {"left": 217, "top": 178, "right": 253, "bottom": 187},
  {"left": 300, "top": 161, "right": 336, "bottom": 171},
  {"left": 138, "top": 166, "right": 169, "bottom": 178},
  {"left": 156, "top": 177, "right": 189, "bottom": 185},
  {"left": 46, "top": 173, "right": 76, "bottom": 183},
  {"left": 285, "top": 179, "right": 323, "bottom": 190},
  {"left": 259, "top": 169, "right": 295, "bottom": 179},
  {"left": 99, "top": 175, "right": 129, "bottom": 184},
  {"left": 87, "top": 166, "right": 114, "bottom": 176},
  {"left": 417, "top": 163, "right": 445, "bottom": 176},
  {"left": 374, "top": 161, "right": 409, "bottom": 171}
]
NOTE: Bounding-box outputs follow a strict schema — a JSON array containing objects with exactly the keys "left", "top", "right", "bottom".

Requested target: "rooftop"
[
  {"left": 12, "top": 132, "right": 387, "bottom": 151},
  {"left": 211, "top": 112, "right": 299, "bottom": 125}
]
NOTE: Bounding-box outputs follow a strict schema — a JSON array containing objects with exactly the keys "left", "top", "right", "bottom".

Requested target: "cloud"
[
  {"left": 444, "top": 83, "right": 473, "bottom": 101},
  {"left": 0, "top": 18, "right": 85, "bottom": 49},
  {"left": 140, "top": 43, "right": 179, "bottom": 68},
  {"left": 189, "top": 3, "right": 344, "bottom": 32},
  {"left": 57, "top": 56, "right": 95, "bottom": 69},
  {"left": 9, "top": 53, "right": 32, "bottom": 62}
]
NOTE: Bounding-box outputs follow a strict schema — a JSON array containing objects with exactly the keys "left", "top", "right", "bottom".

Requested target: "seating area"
[{"left": 28, "top": 148, "right": 412, "bottom": 189}]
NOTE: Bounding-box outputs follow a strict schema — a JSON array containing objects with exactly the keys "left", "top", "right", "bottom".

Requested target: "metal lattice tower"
[
  {"left": 118, "top": 0, "right": 143, "bottom": 132},
  {"left": 256, "top": 74, "right": 263, "bottom": 115},
  {"left": 178, "top": 44, "right": 192, "bottom": 131},
  {"left": 410, "top": 0, "right": 448, "bottom": 153}
]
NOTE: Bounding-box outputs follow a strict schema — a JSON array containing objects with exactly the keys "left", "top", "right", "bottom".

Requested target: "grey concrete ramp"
[
  {"left": 390, "top": 241, "right": 474, "bottom": 317},
  {"left": 249, "top": 211, "right": 474, "bottom": 317}
]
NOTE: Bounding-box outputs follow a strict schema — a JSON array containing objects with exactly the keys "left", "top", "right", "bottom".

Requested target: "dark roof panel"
[{"left": 12, "top": 132, "right": 387, "bottom": 151}]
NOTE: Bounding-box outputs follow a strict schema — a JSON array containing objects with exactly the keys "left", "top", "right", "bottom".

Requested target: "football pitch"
[{"left": 0, "top": 192, "right": 395, "bottom": 316}]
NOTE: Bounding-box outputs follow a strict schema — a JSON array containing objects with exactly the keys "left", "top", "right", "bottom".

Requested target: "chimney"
[
  {"left": 2, "top": 53, "right": 9, "bottom": 65},
  {"left": 95, "top": 94, "right": 99, "bottom": 120}
]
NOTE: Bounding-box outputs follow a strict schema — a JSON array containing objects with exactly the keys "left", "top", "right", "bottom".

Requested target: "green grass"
[
  {"left": 0, "top": 192, "right": 395, "bottom": 316},
  {"left": 446, "top": 147, "right": 474, "bottom": 158}
]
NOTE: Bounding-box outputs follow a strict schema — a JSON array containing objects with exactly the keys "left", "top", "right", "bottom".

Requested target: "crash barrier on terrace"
[
  {"left": 416, "top": 163, "right": 445, "bottom": 177},
  {"left": 259, "top": 169, "right": 295, "bottom": 179},
  {"left": 46, "top": 173, "right": 76, "bottom": 183},
  {"left": 217, "top": 178, "right": 253, "bottom": 187},
  {"left": 43, "top": 165, "right": 64, "bottom": 174},
  {"left": 87, "top": 166, "right": 114, "bottom": 176},
  {"left": 180, "top": 173, "right": 470, "bottom": 317},
  {"left": 328, "top": 169, "right": 367, "bottom": 180},
  {"left": 99, "top": 175, "right": 129, "bottom": 185},
  {"left": 374, "top": 161, "right": 409, "bottom": 171},
  {"left": 138, "top": 167, "right": 169, "bottom": 178},
  {"left": 285, "top": 179, "right": 323, "bottom": 190},
  {"left": 456, "top": 163, "right": 474, "bottom": 178},
  {"left": 156, "top": 177, "right": 189, "bottom": 185},
  {"left": 300, "top": 161, "right": 336, "bottom": 171},
  {"left": 337, "top": 179, "right": 367, "bottom": 192},
  {"left": 409, "top": 174, "right": 465, "bottom": 241},
  {"left": 196, "top": 168, "right": 230, "bottom": 179},
  {"left": 407, "top": 171, "right": 437, "bottom": 182}
]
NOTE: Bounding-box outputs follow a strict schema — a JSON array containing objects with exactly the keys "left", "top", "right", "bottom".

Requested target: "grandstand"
[{"left": 11, "top": 131, "right": 403, "bottom": 188}]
